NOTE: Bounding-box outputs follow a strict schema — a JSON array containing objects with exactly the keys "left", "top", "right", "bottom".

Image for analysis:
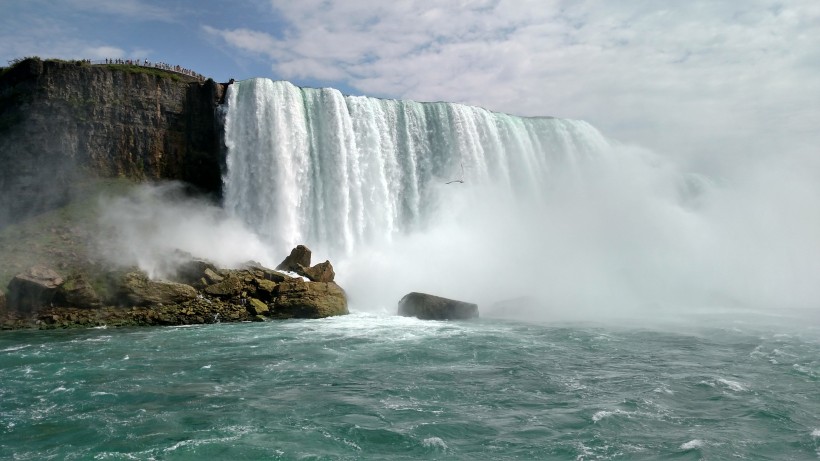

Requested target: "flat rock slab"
[{"left": 398, "top": 292, "right": 479, "bottom": 320}]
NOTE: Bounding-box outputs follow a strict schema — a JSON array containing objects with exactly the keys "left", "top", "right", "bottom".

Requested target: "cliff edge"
[{"left": 0, "top": 58, "right": 226, "bottom": 226}]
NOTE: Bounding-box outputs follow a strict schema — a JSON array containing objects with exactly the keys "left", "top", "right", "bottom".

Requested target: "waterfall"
[
  {"left": 222, "top": 78, "right": 610, "bottom": 257},
  {"left": 220, "top": 78, "right": 820, "bottom": 313}
]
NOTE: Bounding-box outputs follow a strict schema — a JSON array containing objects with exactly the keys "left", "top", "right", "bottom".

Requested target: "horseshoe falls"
[
  {"left": 222, "top": 78, "right": 608, "bottom": 257},
  {"left": 221, "top": 78, "right": 820, "bottom": 315}
]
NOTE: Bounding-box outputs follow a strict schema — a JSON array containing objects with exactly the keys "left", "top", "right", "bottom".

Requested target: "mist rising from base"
[
  {"left": 217, "top": 79, "right": 820, "bottom": 322},
  {"left": 334, "top": 143, "right": 820, "bottom": 322},
  {"left": 96, "top": 182, "right": 277, "bottom": 279}
]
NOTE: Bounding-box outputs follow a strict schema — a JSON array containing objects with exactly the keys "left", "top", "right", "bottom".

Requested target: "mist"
[
  {"left": 96, "top": 182, "right": 277, "bottom": 279},
  {"left": 91, "top": 144, "right": 820, "bottom": 325},
  {"left": 334, "top": 142, "right": 820, "bottom": 321}
]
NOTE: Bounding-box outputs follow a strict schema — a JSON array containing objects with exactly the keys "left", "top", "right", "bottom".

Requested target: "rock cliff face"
[{"left": 0, "top": 58, "right": 226, "bottom": 226}]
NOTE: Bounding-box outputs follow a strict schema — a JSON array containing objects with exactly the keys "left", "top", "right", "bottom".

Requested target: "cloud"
[{"left": 204, "top": 0, "right": 820, "bottom": 171}]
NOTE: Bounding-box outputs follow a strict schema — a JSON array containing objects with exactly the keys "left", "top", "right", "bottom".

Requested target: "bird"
[{"left": 446, "top": 162, "right": 465, "bottom": 184}]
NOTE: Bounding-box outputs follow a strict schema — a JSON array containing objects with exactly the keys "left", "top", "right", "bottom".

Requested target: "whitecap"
[
  {"left": 811, "top": 428, "right": 820, "bottom": 437},
  {"left": 422, "top": 437, "right": 448, "bottom": 450},
  {"left": 1, "top": 344, "right": 31, "bottom": 352},
  {"left": 653, "top": 385, "right": 674, "bottom": 395},
  {"left": 716, "top": 378, "right": 746, "bottom": 392},
  {"left": 792, "top": 364, "right": 815, "bottom": 377},
  {"left": 592, "top": 409, "right": 629, "bottom": 422},
  {"left": 680, "top": 439, "right": 704, "bottom": 450},
  {"left": 201, "top": 364, "right": 212, "bottom": 369}
]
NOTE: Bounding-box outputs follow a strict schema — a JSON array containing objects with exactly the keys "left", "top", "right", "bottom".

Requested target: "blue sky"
[{"left": 3, "top": 0, "right": 819, "bottom": 174}]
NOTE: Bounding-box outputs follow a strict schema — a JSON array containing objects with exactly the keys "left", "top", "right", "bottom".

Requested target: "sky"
[{"left": 2, "top": 0, "right": 819, "bottom": 174}]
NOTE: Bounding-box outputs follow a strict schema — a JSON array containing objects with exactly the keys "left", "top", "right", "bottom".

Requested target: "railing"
[
  {"left": 89, "top": 59, "right": 206, "bottom": 81},
  {"left": 5, "top": 57, "right": 209, "bottom": 81}
]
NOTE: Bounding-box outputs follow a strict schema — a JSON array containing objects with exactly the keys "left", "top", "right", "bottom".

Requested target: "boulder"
[
  {"left": 203, "top": 268, "right": 223, "bottom": 284},
  {"left": 7, "top": 266, "right": 64, "bottom": 313},
  {"left": 203, "top": 275, "right": 245, "bottom": 298},
  {"left": 254, "top": 278, "right": 277, "bottom": 301},
  {"left": 276, "top": 245, "right": 311, "bottom": 272},
  {"left": 174, "top": 259, "right": 218, "bottom": 286},
  {"left": 119, "top": 271, "right": 197, "bottom": 306},
  {"left": 247, "top": 297, "right": 270, "bottom": 316},
  {"left": 273, "top": 281, "right": 348, "bottom": 319},
  {"left": 303, "top": 260, "right": 335, "bottom": 282},
  {"left": 397, "top": 292, "right": 479, "bottom": 320},
  {"left": 57, "top": 274, "right": 101, "bottom": 308}
]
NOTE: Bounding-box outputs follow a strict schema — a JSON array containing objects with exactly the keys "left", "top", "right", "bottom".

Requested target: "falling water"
[
  {"left": 222, "top": 78, "right": 609, "bottom": 257},
  {"left": 222, "top": 78, "right": 820, "bottom": 314}
]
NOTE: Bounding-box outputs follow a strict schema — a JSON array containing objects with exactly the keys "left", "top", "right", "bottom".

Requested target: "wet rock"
[
  {"left": 7, "top": 266, "right": 64, "bottom": 314},
  {"left": 273, "top": 281, "right": 348, "bottom": 319},
  {"left": 119, "top": 271, "right": 197, "bottom": 306},
  {"left": 174, "top": 259, "right": 218, "bottom": 286},
  {"left": 254, "top": 278, "right": 277, "bottom": 301},
  {"left": 397, "top": 292, "right": 479, "bottom": 320},
  {"left": 56, "top": 273, "right": 101, "bottom": 308},
  {"left": 303, "top": 260, "right": 335, "bottom": 282},
  {"left": 232, "top": 265, "right": 297, "bottom": 283},
  {"left": 247, "top": 297, "right": 269, "bottom": 316},
  {"left": 276, "top": 245, "right": 311, "bottom": 272},
  {"left": 203, "top": 268, "right": 223, "bottom": 284},
  {"left": 203, "top": 275, "right": 244, "bottom": 298}
]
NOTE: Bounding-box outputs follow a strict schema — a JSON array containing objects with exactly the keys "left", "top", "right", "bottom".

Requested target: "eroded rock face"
[
  {"left": 276, "top": 245, "right": 311, "bottom": 272},
  {"left": 273, "top": 281, "right": 348, "bottom": 319},
  {"left": 398, "top": 292, "right": 479, "bottom": 320},
  {"left": 0, "top": 58, "right": 224, "bottom": 226},
  {"left": 119, "top": 271, "right": 197, "bottom": 306},
  {"left": 7, "top": 266, "right": 64, "bottom": 313}
]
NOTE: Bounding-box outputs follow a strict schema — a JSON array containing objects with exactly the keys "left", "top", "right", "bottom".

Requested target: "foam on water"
[
  {"left": 680, "top": 439, "right": 704, "bottom": 450},
  {"left": 716, "top": 378, "right": 746, "bottom": 392},
  {"left": 421, "top": 436, "right": 448, "bottom": 450},
  {"left": 1, "top": 312, "right": 819, "bottom": 459}
]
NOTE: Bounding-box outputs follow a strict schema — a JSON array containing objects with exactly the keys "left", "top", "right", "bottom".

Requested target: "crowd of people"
[{"left": 100, "top": 58, "right": 205, "bottom": 80}]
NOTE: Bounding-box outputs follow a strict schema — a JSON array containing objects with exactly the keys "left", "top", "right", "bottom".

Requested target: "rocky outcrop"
[
  {"left": 303, "top": 260, "right": 335, "bottom": 282},
  {"left": 6, "top": 266, "right": 64, "bottom": 313},
  {"left": 274, "top": 245, "right": 336, "bottom": 282},
  {"left": 56, "top": 273, "right": 101, "bottom": 308},
  {"left": 0, "top": 58, "right": 225, "bottom": 226},
  {"left": 0, "top": 290, "right": 6, "bottom": 313},
  {"left": 273, "top": 280, "right": 348, "bottom": 319},
  {"left": 276, "top": 245, "right": 312, "bottom": 272},
  {"left": 119, "top": 271, "right": 198, "bottom": 306},
  {"left": 0, "top": 248, "right": 349, "bottom": 329},
  {"left": 398, "top": 292, "right": 479, "bottom": 320}
]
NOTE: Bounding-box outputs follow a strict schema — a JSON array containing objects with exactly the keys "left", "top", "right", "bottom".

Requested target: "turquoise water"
[{"left": 1, "top": 311, "right": 818, "bottom": 460}]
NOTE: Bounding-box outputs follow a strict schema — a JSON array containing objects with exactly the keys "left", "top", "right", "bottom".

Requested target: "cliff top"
[{"left": 1, "top": 57, "right": 209, "bottom": 84}]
